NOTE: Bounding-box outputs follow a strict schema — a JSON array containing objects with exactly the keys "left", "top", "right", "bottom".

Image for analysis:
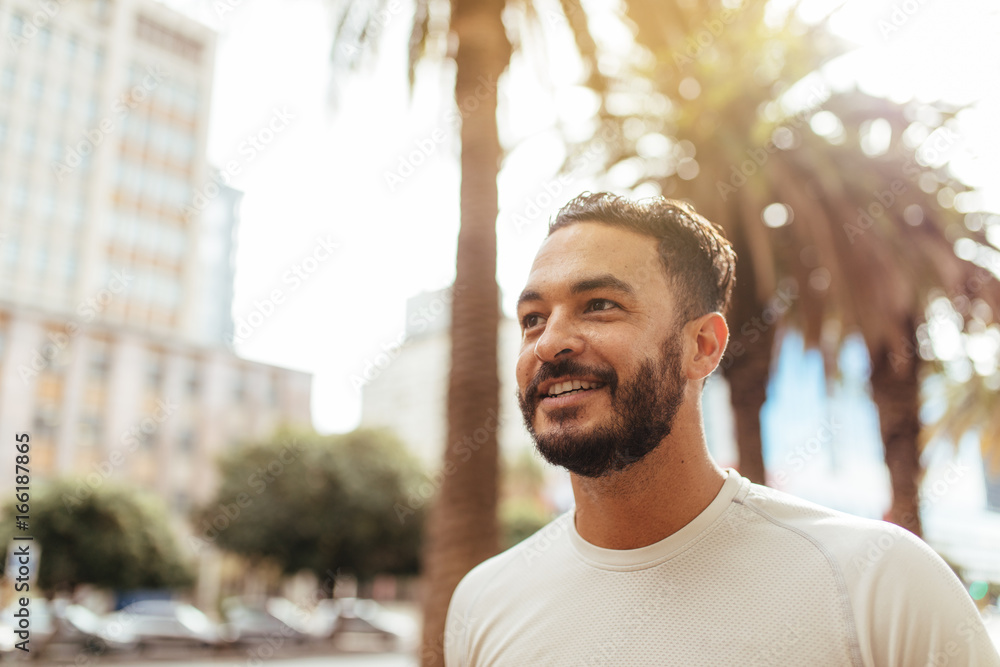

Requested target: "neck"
[{"left": 569, "top": 412, "right": 725, "bottom": 550}]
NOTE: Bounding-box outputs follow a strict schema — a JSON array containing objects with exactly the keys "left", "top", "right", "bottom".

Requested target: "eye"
[
  {"left": 521, "top": 313, "right": 545, "bottom": 330},
  {"left": 586, "top": 299, "right": 620, "bottom": 313}
]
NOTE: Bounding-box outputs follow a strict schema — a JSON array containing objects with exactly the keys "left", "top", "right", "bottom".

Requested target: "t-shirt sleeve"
[{"left": 852, "top": 524, "right": 1000, "bottom": 666}]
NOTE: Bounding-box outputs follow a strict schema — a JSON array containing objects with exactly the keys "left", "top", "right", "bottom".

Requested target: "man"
[{"left": 444, "top": 192, "right": 1000, "bottom": 666}]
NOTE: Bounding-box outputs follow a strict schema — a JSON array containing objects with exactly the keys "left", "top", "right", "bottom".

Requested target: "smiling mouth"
[{"left": 543, "top": 379, "right": 606, "bottom": 399}]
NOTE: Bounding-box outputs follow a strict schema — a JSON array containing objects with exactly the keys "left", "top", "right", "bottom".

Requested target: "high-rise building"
[
  {"left": 0, "top": 0, "right": 230, "bottom": 345},
  {"left": 0, "top": 0, "right": 312, "bottom": 512}
]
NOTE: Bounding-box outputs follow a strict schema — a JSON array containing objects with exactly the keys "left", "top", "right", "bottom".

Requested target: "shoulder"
[
  {"left": 736, "top": 481, "right": 951, "bottom": 584},
  {"left": 738, "top": 482, "right": 998, "bottom": 665}
]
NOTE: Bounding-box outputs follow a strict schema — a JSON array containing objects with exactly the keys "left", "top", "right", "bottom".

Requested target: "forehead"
[{"left": 524, "top": 221, "right": 671, "bottom": 297}]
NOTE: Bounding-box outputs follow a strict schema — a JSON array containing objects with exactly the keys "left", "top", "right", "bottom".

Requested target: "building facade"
[
  {"left": 0, "top": 0, "right": 232, "bottom": 346},
  {"left": 0, "top": 305, "right": 311, "bottom": 509}
]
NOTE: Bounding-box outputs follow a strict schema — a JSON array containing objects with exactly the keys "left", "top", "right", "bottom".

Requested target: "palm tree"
[
  {"left": 922, "top": 317, "right": 1000, "bottom": 505},
  {"left": 566, "top": 0, "right": 1000, "bottom": 534}
]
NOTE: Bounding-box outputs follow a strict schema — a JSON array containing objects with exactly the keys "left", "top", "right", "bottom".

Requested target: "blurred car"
[
  {"left": 311, "top": 598, "right": 343, "bottom": 638},
  {"left": 0, "top": 599, "right": 137, "bottom": 658},
  {"left": 107, "top": 600, "right": 228, "bottom": 651},
  {"left": 324, "top": 598, "right": 418, "bottom": 652},
  {"left": 222, "top": 597, "right": 310, "bottom": 645},
  {"left": 265, "top": 597, "right": 317, "bottom": 637},
  {"left": 51, "top": 602, "right": 139, "bottom": 653}
]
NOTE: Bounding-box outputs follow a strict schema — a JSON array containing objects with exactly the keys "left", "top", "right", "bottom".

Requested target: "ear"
[{"left": 685, "top": 312, "right": 729, "bottom": 381}]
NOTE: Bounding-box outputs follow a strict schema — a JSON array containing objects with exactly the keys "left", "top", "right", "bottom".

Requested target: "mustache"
[{"left": 523, "top": 358, "right": 618, "bottom": 403}]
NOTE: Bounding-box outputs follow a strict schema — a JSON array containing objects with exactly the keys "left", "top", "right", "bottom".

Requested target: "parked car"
[
  {"left": 311, "top": 598, "right": 343, "bottom": 638},
  {"left": 52, "top": 602, "right": 139, "bottom": 654},
  {"left": 325, "top": 598, "right": 417, "bottom": 652},
  {"left": 107, "top": 600, "right": 229, "bottom": 652},
  {"left": 222, "top": 597, "right": 309, "bottom": 645},
  {"left": 0, "top": 599, "right": 137, "bottom": 658}
]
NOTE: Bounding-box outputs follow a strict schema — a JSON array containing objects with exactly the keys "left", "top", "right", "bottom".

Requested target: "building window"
[
  {"left": 65, "top": 256, "right": 77, "bottom": 282},
  {"left": 33, "top": 404, "right": 60, "bottom": 442},
  {"left": 35, "top": 248, "right": 47, "bottom": 275},
  {"left": 78, "top": 414, "right": 103, "bottom": 447},
  {"left": 21, "top": 129, "right": 35, "bottom": 155},
  {"left": 4, "top": 236, "right": 19, "bottom": 267},
  {"left": 71, "top": 200, "right": 85, "bottom": 226},
  {"left": 267, "top": 375, "right": 280, "bottom": 406},
  {"left": 8, "top": 16, "right": 24, "bottom": 36},
  {"left": 87, "top": 339, "right": 110, "bottom": 382},
  {"left": 12, "top": 183, "right": 27, "bottom": 212},
  {"left": 186, "top": 364, "right": 200, "bottom": 396},
  {"left": 146, "top": 351, "right": 164, "bottom": 389},
  {"left": 0, "top": 65, "right": 14, "bottom": 93},
  {"left": 233, "top": 370, "right": 245, "bottom": 402},
  {"left": 135, "top": 15, "right": 203, "bottom": 63}
]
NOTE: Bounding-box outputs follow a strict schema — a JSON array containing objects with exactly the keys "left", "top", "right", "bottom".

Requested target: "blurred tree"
[
  {"left": 927, "top": 374, "right": 1000, "bottom": 466},
  {"left": 502, "top": 449, "right": 546, "bottom": 501},
  {"left": 0, "top": 482, "right": 192, "bottom": 591},
  {"left": 196, "top": 429, "right": 424, "bottom": 580},
  {"left": 921, "top": 298, "right": 1000, "bottom": 485},
  {"left": 564, "top": 0, "right": 1000, "bottom": 535},
  {"left": 500, "top": 497, "right": 552, "bottom": 549},
  {"left": 500, "top": 450, "right": 555, "bottom": 549}
]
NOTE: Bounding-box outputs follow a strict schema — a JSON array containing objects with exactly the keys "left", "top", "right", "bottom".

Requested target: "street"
[
  {"left": 30, "top": 653, "right": 417, "bottom": 667},
  {"left": 121, "top": 655, "right": 415, "bottom": 667}
]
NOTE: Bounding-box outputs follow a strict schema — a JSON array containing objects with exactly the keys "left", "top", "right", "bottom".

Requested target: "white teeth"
[{"left": 547, "top": 380, "right": 602, "bottom": 397}]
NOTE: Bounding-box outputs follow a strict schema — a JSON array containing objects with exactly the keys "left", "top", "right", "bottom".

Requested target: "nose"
[{"left": 533, "top": 310, "right": 584, "bottom": 363}]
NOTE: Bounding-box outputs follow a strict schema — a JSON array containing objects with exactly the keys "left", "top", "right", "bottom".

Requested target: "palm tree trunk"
[
  {"left": 868, "top": 319, "right": 923, "bottom": 536},
  {"left": 419, "top": 2, "right": 510, "bottom": 666},
  {"left": 719, "top": 229, "right": 773, "bottom": 486}
]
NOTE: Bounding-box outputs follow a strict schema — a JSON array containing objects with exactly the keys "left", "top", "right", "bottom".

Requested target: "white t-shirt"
[{"left": 444, "top": 469, "right": 1000, "bottom": 666}]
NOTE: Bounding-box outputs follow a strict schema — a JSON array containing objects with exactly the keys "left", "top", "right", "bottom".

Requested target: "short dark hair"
[{"left": 549, "top": 192, "right": 737, "bottom": 321}]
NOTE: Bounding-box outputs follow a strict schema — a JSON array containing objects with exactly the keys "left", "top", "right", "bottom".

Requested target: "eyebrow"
[{"left": 516, "top": 273, "right": 635, "bottom": 309}]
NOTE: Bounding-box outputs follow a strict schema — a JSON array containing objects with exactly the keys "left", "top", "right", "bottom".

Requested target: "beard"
[{"left": 517, "top": 331, "right": 686, "bottom": 478}]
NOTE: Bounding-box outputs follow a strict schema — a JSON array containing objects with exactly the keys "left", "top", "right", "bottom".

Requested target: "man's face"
[{"left": 515, "top": 222, "right": 689, "bottom": 478}]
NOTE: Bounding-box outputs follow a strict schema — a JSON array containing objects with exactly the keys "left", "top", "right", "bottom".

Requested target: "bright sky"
[{"left": 158, "top": 0, "right": 1000, "bottom": 434}]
